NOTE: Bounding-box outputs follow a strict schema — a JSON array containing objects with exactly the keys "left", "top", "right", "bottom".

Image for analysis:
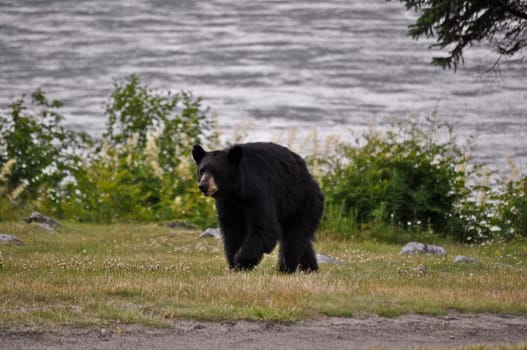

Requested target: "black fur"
[{"left": 192, "top": 142, "right": 324, "bottom": 273}]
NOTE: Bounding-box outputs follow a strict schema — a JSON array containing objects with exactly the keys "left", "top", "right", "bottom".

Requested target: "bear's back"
[
  {"left": 237, "top": 142, "right": 319, "bottom": 201},
  {"left": 239, "top": 142, "right": 307, "bottom": 178}
]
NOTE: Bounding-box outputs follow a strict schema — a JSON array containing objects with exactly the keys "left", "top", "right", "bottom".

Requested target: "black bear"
[{"left": 192, "top": 142, "right": 324, "bottom": 273}]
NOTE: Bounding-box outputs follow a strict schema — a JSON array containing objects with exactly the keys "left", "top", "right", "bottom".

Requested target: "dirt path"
[{"left": 2, "top": 313, "right": 527, "bottom": 349}]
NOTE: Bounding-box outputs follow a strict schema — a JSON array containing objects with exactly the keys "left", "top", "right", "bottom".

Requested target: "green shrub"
[
  {"left": 2, "top": 79, "right": 525, "bottom": 240},
  {"left": 318, "top": 115, "right": 489, "bottom": 242},
  {"left": 494, "top": 174, "right": 527, "bottom": 239},
  {"left": 444, "top": 167, "right": 496, "bottom": 243},
  {"left": 103, "top": 75, "right": 216, "bottom": 172},
  {"left": 0, "top": 90, "right": 90, "bottom": 216},
  {"left": 52, "top": 75, "right": 217, "bottom": 225},
  {"left": 320, "top": 201, "right": 358, "bottom": 240},
  {"left": 54, "top": 138, "right": 214, "bottom": 226}
]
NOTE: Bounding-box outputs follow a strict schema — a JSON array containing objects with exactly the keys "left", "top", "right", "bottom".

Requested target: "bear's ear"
[
  {"left": 227, "top": 145, "right": 243, "bottom": 166},
  {"left": 192, "top": 144, "right": 206, "bottom": 164}
]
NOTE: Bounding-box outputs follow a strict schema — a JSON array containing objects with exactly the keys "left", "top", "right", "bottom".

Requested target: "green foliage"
[
  {"left": 320, "top": 116, "right": 470, "bottom": 240},
  {"left": 317, "top": 113, "right": 527, "bottom": 243},
  {"left": 53, "top": 75, "right": 217, "bottom": 225},
  {"left": 394, "top": 0, "right": 527, "bottom": 70},
  {"left": 0, "top": 90, "right": 89, "bottom": 206},
  {"left": 55, "top": 140, "right": 215, "bottom": 226},
  {"left": 103, "top": 75, "right": 215, "bottom": 172},
  {"left": 318, "top": 112, "right": 526, "bottom": 243},
  {"left": 495, "top": 174, "right": 527, "bottom": 239},
  {"left": 320, "top": 201, "right": 358, "bottom": 240},
  {"left": 1, "top": 78, "right": 525, "bottom": 241}
]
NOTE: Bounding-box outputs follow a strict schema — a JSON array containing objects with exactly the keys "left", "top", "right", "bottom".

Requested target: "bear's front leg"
[
  {"left": 216, "top": 198, "right": 246, "bottom": 270},
  {"left": 233, "top": 240, "right": 264, "bottom": 271},
  {"left": 223, "top": 229, "right": 244, "bottom": 269},
  {"left": 233, "top": 199, "right": 280, "bottom": 271}
]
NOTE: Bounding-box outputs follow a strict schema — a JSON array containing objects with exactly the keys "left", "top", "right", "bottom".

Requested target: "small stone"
[
  {"left": 39, "top": 223, "right": 56, "bottom": 232},
  {"left": 0, "top": 234, "right": 24, "bottom": 246},
  {"left": 316, "top": 254, "right": 343, "bottom": 264},
  {"left": 199, "top": 227, "right": 222, "bottom": 238},
  {"left": 98, "top": 328, "right": 111, "bottom": 341},
  {"left": 24, "top": 212, "right": 60, "bottom": 231},
  {"left": 453, "top": 255, "right": 479, "bottom": 263},
  {"left": 400, "top": 242, "right": 446, "bottom": 256},
  {"left": 410, "top": 265, "right": 428, "bottom": 275}
]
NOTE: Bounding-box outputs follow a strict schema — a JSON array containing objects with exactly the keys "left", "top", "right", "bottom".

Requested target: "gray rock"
[
  {"left": 410, "top": 265, "right": 428, "bottom": 275},
  {"left": 398, "top": 264, "right": 429, "bottom": 276},
  {"left": 400, "top": 242, "right": 446, "bottom": 256},
  {"left": 453, "top": 255, "right": 479, "bottom": 263},
  {"left": 24, "top": 211, "right": 60, "bottom": 230},
  {"left": 199, "top": 227, "right": 222, "bottom": 238},
  {"left": 0, "top": 233, "right": 24, "bottom": 246},
  {"left": 316, "top": 254, "right": 343, "bottom": 264},
  {"left": 39, "top": 223, "right": 57, "bottom": 232}
]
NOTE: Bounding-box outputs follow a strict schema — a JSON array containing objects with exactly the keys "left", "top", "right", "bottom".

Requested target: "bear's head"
[{"left": 192, "top": 144, "right": 243, "bottom": 197}]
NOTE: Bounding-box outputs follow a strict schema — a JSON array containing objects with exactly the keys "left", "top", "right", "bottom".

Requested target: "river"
[{"left": 1, "top": 0, "right": 526, "bottom": 172}]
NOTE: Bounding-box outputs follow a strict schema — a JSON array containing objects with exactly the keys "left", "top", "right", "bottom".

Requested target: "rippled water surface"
[{"left": 1, "top": 0, "right": 526, "bottom": 169}]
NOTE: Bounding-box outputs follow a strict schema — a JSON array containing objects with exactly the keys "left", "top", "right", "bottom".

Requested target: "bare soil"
[{"left": 2, "top": 313, "right": 527, "bottom": 350}]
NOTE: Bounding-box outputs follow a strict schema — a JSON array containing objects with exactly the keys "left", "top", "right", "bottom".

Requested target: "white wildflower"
[
  {"left": 145, "top": 130, "right": 163, "bottom": 178},
  {"left": 9, "top": 180, "right": 29, "bottom": 201},
  {"left": 0, "top": 159, "right": 16, "bottom": 183}
]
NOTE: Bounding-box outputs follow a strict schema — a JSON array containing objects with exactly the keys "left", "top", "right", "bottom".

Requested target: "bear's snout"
[
  {"left": 198, "top": 173, "right": 218, "bottom": 196},
  {"left": 198, "top": 182, "right": 209, "bottom": 194}
]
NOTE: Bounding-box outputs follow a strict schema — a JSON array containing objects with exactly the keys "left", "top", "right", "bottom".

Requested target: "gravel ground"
[{"left": 2, "top": 313, "right": 527, "bottom": 349}]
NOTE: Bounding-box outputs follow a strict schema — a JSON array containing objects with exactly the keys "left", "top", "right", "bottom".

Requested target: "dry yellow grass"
[{"left": 0, "top": 222, "right": 526, "bottom": 329}]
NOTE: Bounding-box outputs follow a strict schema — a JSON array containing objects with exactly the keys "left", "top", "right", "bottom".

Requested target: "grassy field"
[{"left": 1, "top": 221, "right": 526, "bottom": 329}]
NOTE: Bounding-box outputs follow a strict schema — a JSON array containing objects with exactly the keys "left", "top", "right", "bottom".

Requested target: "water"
[{"left": 1, "top": 0, "right": 526, "bottom": 172}]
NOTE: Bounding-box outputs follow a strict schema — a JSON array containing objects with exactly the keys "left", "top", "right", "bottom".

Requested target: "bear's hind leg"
[
  {"left": 299, "top": 242, "right": 318, "bottom": 273},
  {"left": 277, "top": 238, "right": 306, "bottom": 273},
  {"left": 278, "top": 195, "right": 323, "bottom": 273},
  {"left": 278, "top": 239, "right": 318, "bottom": 273}
]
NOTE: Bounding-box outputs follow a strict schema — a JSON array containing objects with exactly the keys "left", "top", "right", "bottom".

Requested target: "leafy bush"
[
  {"left": 320, "top": 117, "right": 465, "bottom": 233},
  {"left": 103, "top": 75, "right": 216, "bottom": 172},
  {"left": 494, "top": 174, "right": 527, "bottom": 239},
  {"left": 1, "top": 79, "right": 525, "bottom": 241},
  {"left": 52, "top": 75, "right": 217, "bottom": 225},
  {"left": 0, "top": 90, "right": 89, "bottom": 207},
  {"left": 318, "top": 115, "right": 498, "bottom": 242},
  {"left": 54, "top": 137, "right": 215, "bottom": 225}
]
